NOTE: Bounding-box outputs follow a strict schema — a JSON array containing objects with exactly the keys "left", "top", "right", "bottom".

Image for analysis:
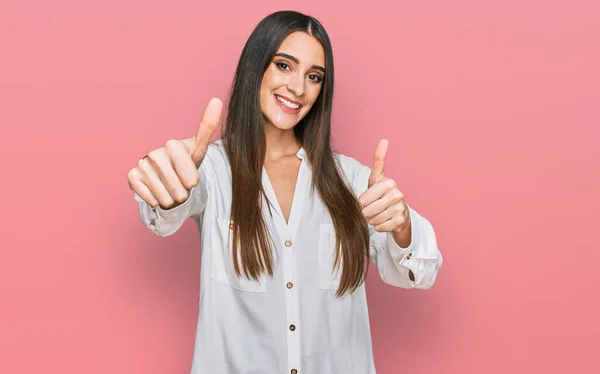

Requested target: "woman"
[{"left": 128, "top": 10, "right": 442, "bottom": 374}]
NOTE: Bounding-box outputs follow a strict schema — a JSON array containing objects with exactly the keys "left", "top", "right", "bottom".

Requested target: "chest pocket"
[
  {"left": 318, "top": 223, "right": 343, "bottom": 290},
  {"left": 211, "top": 217, "right": 267, "bottom": 292}
]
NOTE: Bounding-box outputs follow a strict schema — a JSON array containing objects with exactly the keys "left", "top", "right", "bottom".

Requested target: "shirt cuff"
[
  {"left": 385, "top": 205, "right": 420, "bottom": 267},
  {"left": 133, "top": 185, "right": 198, "bottom": 223}
]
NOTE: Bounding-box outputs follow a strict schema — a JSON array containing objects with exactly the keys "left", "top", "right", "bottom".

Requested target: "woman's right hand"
[{"left": 127, "top": 97, "right": 223, "bottom": 210}]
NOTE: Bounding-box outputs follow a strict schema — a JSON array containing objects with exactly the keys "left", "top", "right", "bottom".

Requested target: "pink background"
[{"left": 1, "top": 0, "right": 599, "bottom": 373}]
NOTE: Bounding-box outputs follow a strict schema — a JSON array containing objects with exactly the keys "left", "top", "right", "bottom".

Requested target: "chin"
[
  {"left": 263, "top": 110, "right": 305, "bottom": 130},
  {"left": 268, "top": 119, "right": 299, "bottom": 130}
]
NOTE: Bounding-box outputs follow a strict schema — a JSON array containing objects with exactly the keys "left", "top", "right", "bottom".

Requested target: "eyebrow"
[{"left": 274, "top": 52, "right": 326, "bottom": 73}]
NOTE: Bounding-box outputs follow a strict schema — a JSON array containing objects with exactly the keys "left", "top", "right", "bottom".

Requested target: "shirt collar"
[{"left": 296, "top": 147, "right": 306, "bottom": 160}]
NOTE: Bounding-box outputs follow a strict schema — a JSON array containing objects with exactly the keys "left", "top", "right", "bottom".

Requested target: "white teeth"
[{"left": 276, "top": 95, "right": 300, "bottom": 110}]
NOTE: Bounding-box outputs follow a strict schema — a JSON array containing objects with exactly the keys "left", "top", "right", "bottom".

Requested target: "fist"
[
  {"left": 358, "top": 139, "right": 410, "bottom": 234},
  {"left": 127, "top": 97, "right": 223, "bottom": 210}
]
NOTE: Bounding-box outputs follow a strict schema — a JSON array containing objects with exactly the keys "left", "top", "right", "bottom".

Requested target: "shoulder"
[
  {"left": 193, "top": 139, "right": 230, "bottom": 182},
  {"left": 333, "top": 151, "right": 372, "bottom": 196},
  {"left": 203, "top": 139, "right": 228, "bottom": 167}
]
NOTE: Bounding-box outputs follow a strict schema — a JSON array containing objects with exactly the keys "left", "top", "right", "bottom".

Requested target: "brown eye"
[
  {"left": 275, "top": 62, "right": 290, "bottom": 70},
  {"left": 308, "top": 74, "right": 322, "bottom": 83}
]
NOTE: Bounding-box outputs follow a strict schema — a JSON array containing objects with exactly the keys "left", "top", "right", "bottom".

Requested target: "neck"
[{"left": 264, "top": 122, "right": 301, "bottom": 161}]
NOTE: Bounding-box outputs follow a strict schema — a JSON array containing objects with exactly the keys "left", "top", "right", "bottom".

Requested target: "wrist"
[{"left": 392, "top": 220, "right": 412, "bottom": 248}]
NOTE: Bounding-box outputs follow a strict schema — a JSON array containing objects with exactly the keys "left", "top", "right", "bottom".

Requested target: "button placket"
[
  {"left": 285, "top": 238, "right": 296, "bottom": 331},
  {"left": 281, "top": 233, "right": 299, "bottom": 373},
  {"left": 285, "top": 240, "right": 294, "bottom": 290}
]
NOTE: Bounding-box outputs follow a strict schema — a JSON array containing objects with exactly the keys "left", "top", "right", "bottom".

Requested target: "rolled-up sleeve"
[
  {"left": 337, "top": 152, "right": 443, "bottom": 289},
  {"left": 369, "top": 205, "right": 443, "bottom": 289}
]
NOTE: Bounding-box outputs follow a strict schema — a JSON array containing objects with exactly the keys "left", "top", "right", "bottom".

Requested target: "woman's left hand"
[{"left": 358, "top": 139, "right": 412, "bottom": 246}]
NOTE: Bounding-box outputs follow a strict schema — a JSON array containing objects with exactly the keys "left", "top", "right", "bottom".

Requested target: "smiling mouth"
[{"left": 275, "top": 94, "right": 302, "bottom": 111}]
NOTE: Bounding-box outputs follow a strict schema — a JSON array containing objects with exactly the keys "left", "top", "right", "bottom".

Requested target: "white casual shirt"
[{"left": 133, "top": 139, "right": 443, "bottom": 374}]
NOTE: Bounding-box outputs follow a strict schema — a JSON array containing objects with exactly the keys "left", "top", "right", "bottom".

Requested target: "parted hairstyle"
[{"left": 221, "top": 10, "right": 370, "bottom": 296}]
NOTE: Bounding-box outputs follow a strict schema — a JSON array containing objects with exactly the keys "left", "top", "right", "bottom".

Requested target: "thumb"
[
  {"left": 190, "top": 97, "right": 223, "bottom": 166},
  {"left": 368, "top": 139, "right": 388, "bottom": 187}
]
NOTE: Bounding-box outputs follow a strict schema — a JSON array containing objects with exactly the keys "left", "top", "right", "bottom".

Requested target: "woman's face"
[{"left": 259, "top": 31, "right": 326, "bottom": 131}]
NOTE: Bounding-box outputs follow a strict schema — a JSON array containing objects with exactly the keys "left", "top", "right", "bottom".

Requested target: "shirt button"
[
  {"left": 291, "top": 369, "right": 297, "bottom": 374},
  {"left": 289, "top": 324, "right": 296, "bottom": 331},
  {"left": 409, "top": 269, "right": 415, "bottom": 281},
  {"left": 285, "top": 240, "right": 292, "bottom": 247},
  {"left": 229, "top": 222, "right": 233, "bottom": 230},
  {"left": 286, "top": 282, "right": 293, "bottom": 289},
  {"left": 407, "top": 252, "right": 413, "bottom": 260}
]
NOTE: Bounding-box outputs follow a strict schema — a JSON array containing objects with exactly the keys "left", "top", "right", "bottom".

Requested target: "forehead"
[{"left": 277, "top": 31, "right": 325, "bottom": 67}]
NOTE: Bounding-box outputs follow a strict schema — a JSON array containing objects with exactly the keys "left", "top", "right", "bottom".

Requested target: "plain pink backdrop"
[{"left": 1, "top": 0, "right": 599, "bottom": 373}]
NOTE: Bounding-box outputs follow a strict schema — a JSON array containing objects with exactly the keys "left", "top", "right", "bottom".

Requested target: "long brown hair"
[{"left": 221, "top": 10, "right": 370, "bottom": 296}]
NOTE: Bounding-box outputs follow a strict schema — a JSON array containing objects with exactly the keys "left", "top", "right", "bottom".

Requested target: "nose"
[{"left": 286, "top": 73, "right": 305, "bottom": 97}]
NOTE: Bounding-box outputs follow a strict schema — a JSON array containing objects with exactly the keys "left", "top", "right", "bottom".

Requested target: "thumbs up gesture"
[
  {"left": 127, "top": 97, "right": 223, "bottom": 210},
  {"left": 358, "top": 139, "right": 412, "bottom": 246}
]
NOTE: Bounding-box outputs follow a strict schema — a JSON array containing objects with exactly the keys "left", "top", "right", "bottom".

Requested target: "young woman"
[{"left": 128, "top": 10, "right": 442, "bottom": 374}]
